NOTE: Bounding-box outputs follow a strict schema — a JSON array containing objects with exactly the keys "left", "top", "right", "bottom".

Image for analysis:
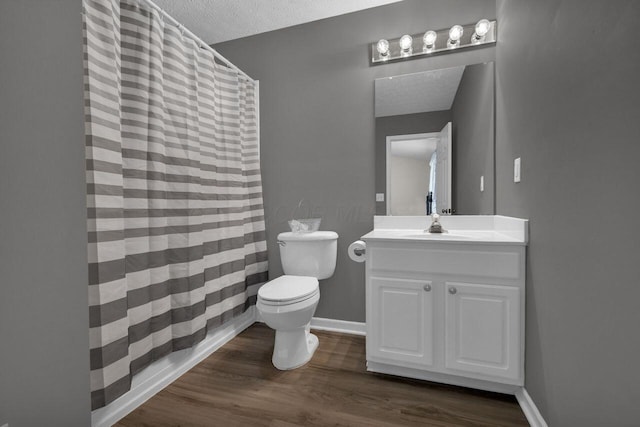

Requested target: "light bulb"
[
  {"left": 448, "top": 25, "right": 463, "bottom": 48},
  {"left": 475, "top": 19, "right": 490, "bottom": 37},
  {"left": 423, "top": 30, "right": 437, "bottom": 48},
  {"left": 376, "top": 39, "right": 389, "bottom": 58},
  {"left": 399, "top": 34, "right": 413, "bottom": 52},
  {"left": 472, "top": 19, "right": 491, "bottom": 43},
  {"left": 449, "top": 25, "right": 463, "bottom": 42}
]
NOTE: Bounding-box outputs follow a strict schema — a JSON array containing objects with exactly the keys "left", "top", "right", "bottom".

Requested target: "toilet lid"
[{"left": 258, "top": 275, "right": 319, "bottom": 304}]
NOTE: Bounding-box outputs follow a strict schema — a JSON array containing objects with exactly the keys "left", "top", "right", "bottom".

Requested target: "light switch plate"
[
  {"left": 480, "top": 175, "right": 484, "bottom": 192},
  {"left": 514, "top": 157, "right": 521, "bottom": 183},
  {"left": 376, "top": 193, "right": 385, "bottom": 202}
]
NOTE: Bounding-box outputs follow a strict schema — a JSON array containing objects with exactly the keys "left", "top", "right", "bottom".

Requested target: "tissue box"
[{"left": 288, "top": 218, "right": 321, "bottom": 233}]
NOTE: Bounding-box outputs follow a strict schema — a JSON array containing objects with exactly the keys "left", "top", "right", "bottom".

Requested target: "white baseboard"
[
  {"left": 91, "top": 306, "right": 257, "bottom": 427},
  {"left": 516, "top": 387, "right": 548, "bottom": 427},
  {"left": 310, "top": 316, "right": 366, "bottom": 336}
]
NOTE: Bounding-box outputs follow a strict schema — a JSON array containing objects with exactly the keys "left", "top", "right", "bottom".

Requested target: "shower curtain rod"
[{"left": 139, "top": 0, "right": 255, "bottom": 83}]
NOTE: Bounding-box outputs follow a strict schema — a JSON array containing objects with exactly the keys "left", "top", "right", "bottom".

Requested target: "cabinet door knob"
[
  {"left": 448, "top": 287, "right": 457, "bottom": 295},
  {"left": 423, "top": 284, "right": 431, "bottom": 292}
]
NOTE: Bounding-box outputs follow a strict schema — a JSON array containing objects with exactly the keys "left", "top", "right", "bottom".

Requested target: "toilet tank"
[{"left": 277, "top": 231, "right": 338, "bottom": 280}]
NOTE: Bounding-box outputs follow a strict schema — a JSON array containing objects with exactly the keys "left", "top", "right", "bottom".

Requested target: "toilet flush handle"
[{"left": 277, "top": 240, "right": 286, "bottom": 247}]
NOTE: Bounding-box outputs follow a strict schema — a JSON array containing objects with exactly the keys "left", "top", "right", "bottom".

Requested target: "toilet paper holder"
[{"left": 348, "top": 240, "right": 367, "bottom": 263}]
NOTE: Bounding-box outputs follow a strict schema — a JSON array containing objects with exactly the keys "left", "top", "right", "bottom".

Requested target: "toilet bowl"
[
  {"left": 256, "top": 231, "right": 338, "bottom": 370},
  {"left": 257, "top": 275, "right": 320, "bottom": 370}
]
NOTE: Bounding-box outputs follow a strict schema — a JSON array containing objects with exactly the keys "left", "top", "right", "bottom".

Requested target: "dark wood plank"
[{"left": 116, "top": 324, "right": 529, "bottom": 426}]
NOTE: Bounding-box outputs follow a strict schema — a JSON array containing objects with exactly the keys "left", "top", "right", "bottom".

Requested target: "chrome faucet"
[{"left": 427, "top": 213, "right": 445, "bottom": 234}]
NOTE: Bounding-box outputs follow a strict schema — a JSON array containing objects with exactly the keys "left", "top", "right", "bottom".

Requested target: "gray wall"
[
  {"left": 216, "top": 0, "right": 496, "bottom": 321},
  {"left": 496, "top": 1, "right": 640, "bottom": 425},
  {"left": 452, "top": 62, "right": 495, "bottom": 215},
  {"left": 0, "top": 1, "right": 90, "bottom": 426},
  {"left": 375, "top": 110, "right": 452, "bottom": 215}
]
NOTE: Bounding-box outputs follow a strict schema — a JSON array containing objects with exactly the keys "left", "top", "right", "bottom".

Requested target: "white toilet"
[{"left": 257, "top": 230, "right": 338, "bottom": 370}]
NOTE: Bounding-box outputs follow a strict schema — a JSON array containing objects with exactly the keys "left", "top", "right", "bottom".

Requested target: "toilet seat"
[{"left": 258, "top": 275, "right": 319, "bottom": 306}]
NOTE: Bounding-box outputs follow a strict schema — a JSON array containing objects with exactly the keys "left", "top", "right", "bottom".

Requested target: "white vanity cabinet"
[{"left": 362, "top": 215, "right": 527, "bottom": 394}]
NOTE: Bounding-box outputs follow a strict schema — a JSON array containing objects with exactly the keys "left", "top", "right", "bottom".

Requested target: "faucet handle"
[{"left": 428, "top": 212, "right": 444, "bottom": 233}]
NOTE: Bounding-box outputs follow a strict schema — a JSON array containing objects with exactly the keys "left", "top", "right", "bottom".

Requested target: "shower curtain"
[{"left": 83, "top": 0, "right": 268, "bottom": 409}]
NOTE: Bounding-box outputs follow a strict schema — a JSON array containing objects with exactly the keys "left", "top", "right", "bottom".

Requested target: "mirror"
[{"left": 375, "top": 61, "right": 495, "bottom": 215}]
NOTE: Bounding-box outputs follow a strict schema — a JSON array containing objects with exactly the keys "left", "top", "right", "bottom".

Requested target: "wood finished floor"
[{"left": 116, "top": 324, "right": 528, "bottom": 427}]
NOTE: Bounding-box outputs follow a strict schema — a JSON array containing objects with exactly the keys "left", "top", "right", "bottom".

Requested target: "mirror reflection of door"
[{"left": 386, "top": 122, "right": 451, "bottom": 216}]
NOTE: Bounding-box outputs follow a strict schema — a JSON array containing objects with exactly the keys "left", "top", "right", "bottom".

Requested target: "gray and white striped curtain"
[{"left": 83, "top": 0, "right": 268, "bottom": 409}]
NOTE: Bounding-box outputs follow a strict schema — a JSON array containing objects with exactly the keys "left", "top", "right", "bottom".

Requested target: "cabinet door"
[
  {"left": 445, "top": 282, "right": 520, "bottom": 380},
  {"left": 368, "top": 277, "right": 434, "bottom": 367}
]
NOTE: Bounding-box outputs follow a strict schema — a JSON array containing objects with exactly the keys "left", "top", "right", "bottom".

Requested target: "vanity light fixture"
[{"left": 371, "top": 19, "right": 497, "bottom": 64}]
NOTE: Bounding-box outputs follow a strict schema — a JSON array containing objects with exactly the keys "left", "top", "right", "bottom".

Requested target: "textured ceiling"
[
  {"left": 375, "top": 66, "right": 466, "bottom": 118},
  {"left": 152, "top": 0, "right": 403, "bottom": 45}
]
